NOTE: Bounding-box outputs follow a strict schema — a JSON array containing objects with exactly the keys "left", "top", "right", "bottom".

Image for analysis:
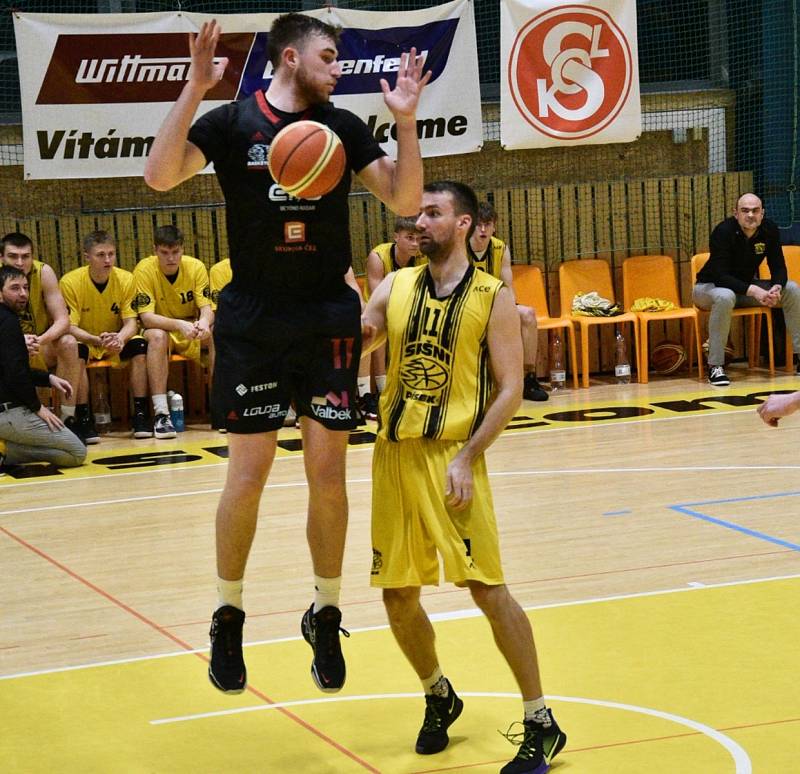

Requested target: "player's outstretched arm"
[
  {"left": 361, "top": 272, "right": 395, "bottom": 356},
  {"left": 144, "top": 20, "right": 228, "bottom": 191},
  {"left": 359, "top": 49, "right": 431, "bottom": 216}
]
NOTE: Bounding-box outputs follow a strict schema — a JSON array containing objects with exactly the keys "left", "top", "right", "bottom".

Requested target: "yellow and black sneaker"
[
  {"left": 500, "top": 710, "right": 567, "bottom": 773},
  {"left": 415, "top": 679, "right": 463, "bottom": 754}
]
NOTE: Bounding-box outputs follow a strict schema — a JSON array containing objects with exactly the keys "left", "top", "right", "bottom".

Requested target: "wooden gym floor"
[{"left": 2, "top": 365, "right": 799, "bottom": 773}]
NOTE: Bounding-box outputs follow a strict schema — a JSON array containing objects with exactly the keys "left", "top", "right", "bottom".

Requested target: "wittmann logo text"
[{"left": 36, "top": 33, "right": 253, "bottom": 104}]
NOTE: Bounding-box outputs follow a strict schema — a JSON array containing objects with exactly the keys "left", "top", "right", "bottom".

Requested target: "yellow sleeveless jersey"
[
  {"left": 468, "top": 236, "right": 504, "bottom": 279},
  {"left": 19, "top": 260, "right": 50, "bottom": 335},
  {"left": 209, "top": 259, "right": 232, "bottom": 311},
  {"left": 132, "top": 254, "right": 211, "bottom": 319},
  {"left": 378, "top": 264, "right": 502, "bottom": 442},
  {"left": 365, "top": 243, "right": 426, "bottom": 300}
]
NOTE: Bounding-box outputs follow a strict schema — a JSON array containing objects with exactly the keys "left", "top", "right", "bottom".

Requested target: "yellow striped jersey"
[
  {"left": 132, "top": 254, "right": 211, "bottom": 319},
  {"left": 468, "top": 235, "right": 504, "bottom": 279},
  {"left": 209, "top": 259, "right": 232, "bottom": 311},
  {"left": 18, "top": 259, "right": 50, "bottom": 335},
  {"left": 365, "top": 242, "right": 426, "bottom": 301},
  {"left": 378, "top": 264, "right": 502, "bottom": 442}
]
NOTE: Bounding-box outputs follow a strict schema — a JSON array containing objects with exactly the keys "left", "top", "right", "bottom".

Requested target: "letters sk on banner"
[
  {"left": 500, "top": 0, "right": 641, "bottom": 150},
  {"left": 13, "top": 0, "right": 481, "bottom": 179}
]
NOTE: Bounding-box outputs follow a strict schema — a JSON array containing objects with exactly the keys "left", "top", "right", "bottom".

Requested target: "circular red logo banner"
[{"left": 508, "top": 5, "right": 633, "bottom": 140}]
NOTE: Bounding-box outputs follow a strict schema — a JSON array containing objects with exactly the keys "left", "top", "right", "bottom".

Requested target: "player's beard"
[
  {"left": 419, "top": 229, "right": 457, "bottom": 264},
  {"left": 295, "top": 63, "right": 330, "bottom": 105}
]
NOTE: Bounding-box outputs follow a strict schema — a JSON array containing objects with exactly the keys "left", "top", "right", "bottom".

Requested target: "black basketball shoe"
[
  {"left": 208, "top": 605, "right": 247, "bottom": 694},
  {"left": 500, "top": 710, "right": 567, "bottom": 773},
  {"left": 415, "top": 679, "right": 463, "bottom": 754},
  {"left": 301, "top": 604, "right": 349, "bottom": 692}
]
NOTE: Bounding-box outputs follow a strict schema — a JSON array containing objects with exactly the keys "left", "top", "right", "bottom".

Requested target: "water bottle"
[
  {"left": 93, "top": 383, "right": 112, "bottom": 434},
  {"left": 615, "top": 331, "right": 631, "bottom": 384},
  {"left": 168, "top": 390, "right": 185, "bottom": 432},
  {"left": 549, "top": 333, "right": 566, "bottom": 392}
]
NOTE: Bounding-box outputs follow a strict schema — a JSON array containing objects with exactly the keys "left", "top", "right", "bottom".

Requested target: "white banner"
[
  {"left": 500, "top": 0, "right": 641, "bottom": 149},
  {"left": 13, "top": 0, "right": 481, "bottom": 179}
]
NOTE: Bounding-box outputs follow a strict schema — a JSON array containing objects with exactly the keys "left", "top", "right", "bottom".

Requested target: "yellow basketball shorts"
[
  {"left": 370, "top": 436, "right": 504, "bottom": 588},
  {"left": 169, "top": 331, "right": 202, "bottom": 362}
]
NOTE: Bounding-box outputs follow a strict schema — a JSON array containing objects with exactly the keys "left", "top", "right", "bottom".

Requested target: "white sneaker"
[
  {"left": 708, "top": 365, "right": 730, "bottom": 387},
  {"left": 153, "top": 413, "right": 177, "bottom": 439},
  {"left": 283, "top": 406, "right": 297, "bottom": 427}
]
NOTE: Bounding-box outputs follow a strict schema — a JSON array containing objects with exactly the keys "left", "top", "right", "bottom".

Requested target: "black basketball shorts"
[{"left": 211, "top": 284, "right": 362, "bottom": 433}]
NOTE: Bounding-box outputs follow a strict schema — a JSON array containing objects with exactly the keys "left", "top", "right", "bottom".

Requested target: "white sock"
[
  {"left": 313, "top": 575, "right": 341, "bottom": 612},
  {"left": 61, "top": 404, "right": 76, "bottom": 419},
  {"left": 422, "top": 667, "right": 449, "bottom": 697},
  {"left": 216, "top": 577, "right": 243, "bottom": 611},
  {"left": 357, "top": 377, "right": 370, "bottom": 396},
  {"left": 375, "top": 374, "right": 386, "bottom": 393},
  {"left": 523, "top": 697, "right": 551, "bottom": 726},
  {"left": 152, "top": 394, "right": 169, "bottom": 416}
]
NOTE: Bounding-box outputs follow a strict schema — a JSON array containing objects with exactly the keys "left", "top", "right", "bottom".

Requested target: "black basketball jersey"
[{"left": 189, "top": 93, "right": 385, "bottom": 300}]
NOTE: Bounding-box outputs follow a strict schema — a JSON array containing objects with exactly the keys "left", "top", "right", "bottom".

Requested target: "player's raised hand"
[
  {"left": 188, "top": 20, "right": 229, "bottom": 92},
  {"left": 380, "top": 47, "right": 432, "bottom": 120}
]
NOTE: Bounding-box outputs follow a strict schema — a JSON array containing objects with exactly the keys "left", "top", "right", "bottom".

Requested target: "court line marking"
[
  {"left": 671, "top": 491, "right": 800, "bottom": 552},
  {"left": 147, "top": 691, "right": 751, "bottom": 774},
  {"left": 0, "top": 397, "right": 782, "bottom": 490},
  {"left": 5, "top": 466, "right": 800, "bottom": 516},
  {"left": 3, "top": 571, "right": 798, "bottom": 682}
]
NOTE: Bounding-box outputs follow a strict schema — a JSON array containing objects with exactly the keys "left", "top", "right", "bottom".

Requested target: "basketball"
[
  {"left": 267, "top": 120, "right": 346, "bottom": 199},
  {"left": 651, "top": 341, "right": 687, "bottom": 374}
]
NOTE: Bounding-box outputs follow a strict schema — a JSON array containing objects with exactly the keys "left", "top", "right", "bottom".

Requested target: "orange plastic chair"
[
  {"left": 757, "top": 245, "right": 800, "bottom": 371},
  {"left": 511, "top": 264, "right": 579, "bottom": 388},
  {"left": 558, "top": 259, "right": 640, "bottom": 388},
  {"left": 622, "top": 255, "right": 703, "bottom": 383},
  {"left": 691, "top": 252, "right": 774, "bottom": 373}
]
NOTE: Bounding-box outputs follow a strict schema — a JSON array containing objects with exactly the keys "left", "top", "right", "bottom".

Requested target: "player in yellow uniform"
[
  {"left": 133, "top": 225, "right": 213, "bottom": 438},
  {"left": 360, "top": 217, "right": 424, "bottom": 419},
  {"left": 361, "top": 182, "right": 566, "bottom": 771},
  {"left": 60, "top": 231, "right": 152, "bottom": 440},
  {"left": 469, "top": 203, "right": 548, "bottom": 402},
  {"left": 0, "top": 232, "right": 84, "bottom": 437}
]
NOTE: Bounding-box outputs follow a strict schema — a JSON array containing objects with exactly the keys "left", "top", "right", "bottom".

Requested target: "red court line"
[{"left": 0, "top": 524, "right": 379, "bottom": 773}]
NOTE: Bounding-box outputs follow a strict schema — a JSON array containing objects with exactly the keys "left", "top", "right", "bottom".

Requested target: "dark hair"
[
  {"left": 423, "top": 181, "right": 479, "bottom": 241},
  {"left": 394, "top": 216, "right": 419, "bottom": 233},
  {"left": 0, "top": 264, "right": 26, "bottom": 290},
  {"left": 1, "top": 232, "right": 33, "bottom": 255},
  {"left": 154, "top": 224, "right": 183, "bottom": 248},
  {"left": 268, "top": 12, "right": 342, "bottom": 70},
  {"left": 82, "top": 230, "right": 115, "bottom": 254},
  {"left": 476, "top": 201, "right": 497, "bottom": 225}
]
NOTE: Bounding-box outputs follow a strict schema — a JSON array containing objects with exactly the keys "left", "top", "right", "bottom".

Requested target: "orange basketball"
[
  {"left": 651, "top": 341, "right": 687, "bottom": 374},
  {"left": 267, "top": 120, "right": 346, "bottom": 199}
]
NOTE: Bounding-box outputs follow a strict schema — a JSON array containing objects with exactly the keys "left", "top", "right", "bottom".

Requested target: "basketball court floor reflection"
[{"left": 2, "top": 374, "right": 799, "bottom": 772}]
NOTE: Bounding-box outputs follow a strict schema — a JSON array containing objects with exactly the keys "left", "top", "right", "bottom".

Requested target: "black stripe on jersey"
[
  {"left": 385, "top": 268, "right": 429, "bottom": 442},
  {"left": 423, "top": 266, "right": 475, "bottom": 439},
  {"left": 468, "top": 282, "right": 502, "bottom": 437}
]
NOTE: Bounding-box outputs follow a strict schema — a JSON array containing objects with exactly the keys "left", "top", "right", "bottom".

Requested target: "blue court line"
[
  {"left": 603, "top": 509, "right": 632, "bottom": 516},
  {"left": 670, "top": 490, "right": 800, "bottom": 552}
]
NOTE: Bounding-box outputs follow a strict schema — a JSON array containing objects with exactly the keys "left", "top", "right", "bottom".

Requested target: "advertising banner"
[
  {"left": 14, "top": 0, "right": 481, "bottom": 179},
  {"left": 500, "top": 0, "right": 641, "bottom": 149}
]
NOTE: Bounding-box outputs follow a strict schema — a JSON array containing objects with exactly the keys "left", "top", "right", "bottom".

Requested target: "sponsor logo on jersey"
[
  {"left": 310, "top": 391, "right": 353, "bottom": 421},
  {"left": 235, "top": 383, "right": 248, "bottom": 396},
  {"left": 247, "top": 143, "right": 269, "bottom": 169},
  {"left": 285, "top": 222, "right": 306, "bottom": 243},
  {"left": 131, "top": 291, "right": 151, "bottom": 311},
  {"left": 508, "top": 5, "right": 634, "bottom": 140},
  {"left": 249, "top": 382, "right": 277, "bottom": 392},
  {"left": 242, "top": 403, "right": 282, "bottom": 418}
]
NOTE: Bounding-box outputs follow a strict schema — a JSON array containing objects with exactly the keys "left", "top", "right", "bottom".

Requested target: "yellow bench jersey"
[
  {"left": 365, "top": 242, "right": 426, "bottom": 301},
  {"left": 209, "top": 258, "right": 232, "bottom": 311},
  {"left": 378, "top": 264, "right": 502, "bottom": 442},
  {"left": 468, "top": 235, "right": 504, "bottom": 279},
  {"left": 19, "top": 259, "right": 50, "bottom": 336},
  {"left": 60, "top": 266, "right": 138, "bottom": 360},
  {"left": 133, "top": 254, "right": 211, "bottom": 319}
]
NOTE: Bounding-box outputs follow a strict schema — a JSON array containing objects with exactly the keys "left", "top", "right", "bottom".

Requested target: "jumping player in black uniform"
[{"left": 145, "top": 14, "right": 429, "bottom": 696}]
